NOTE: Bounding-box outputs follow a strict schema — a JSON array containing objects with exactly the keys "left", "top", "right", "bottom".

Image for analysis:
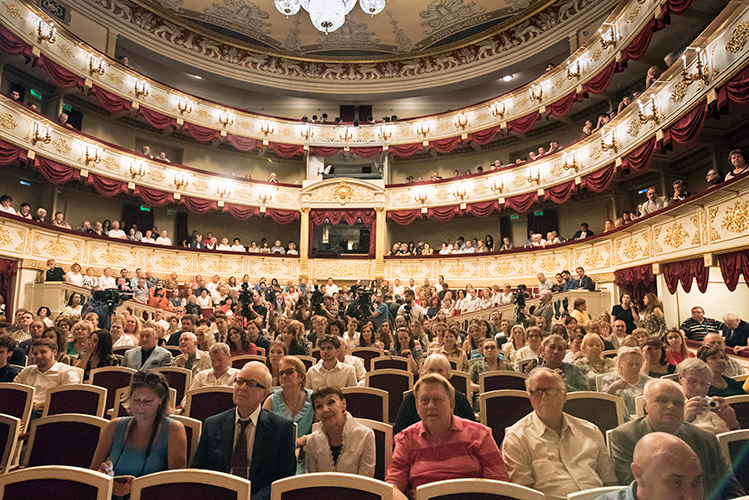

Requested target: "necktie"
[{"left": 232, "top": 420, "right": 252, "bottom": 478}]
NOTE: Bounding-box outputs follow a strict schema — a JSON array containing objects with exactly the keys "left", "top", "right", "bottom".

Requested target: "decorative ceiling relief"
[
  {"left": 418, "top": 0, "right": 488, "bottom": 36},
  {"left": 199, "top": 0, "right": 272, "bottom": 38},
  {"left": 316, "top": 18, "right": 379, "bottom": 44}
]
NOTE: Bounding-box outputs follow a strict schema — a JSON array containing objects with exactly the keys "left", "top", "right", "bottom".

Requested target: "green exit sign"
[
  {"left": 62, "top": 104, "right": 72, "bottom": 112},
  {"left": 29, "top": 89, "right": 42, "bottom": 99},
  {"left": 533, "top": 210, "right": 544, "bottom": 216},
  {"left": 510, "top": 215, "right": 519, "bottom": 220},
  {"left": 139, "top": 206, "right": 151, "bottom": 212}
]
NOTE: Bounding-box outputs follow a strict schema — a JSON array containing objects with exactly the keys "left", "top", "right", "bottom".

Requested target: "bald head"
[{"left": 632, "top": 432, "right": 703, "bottom": 500}]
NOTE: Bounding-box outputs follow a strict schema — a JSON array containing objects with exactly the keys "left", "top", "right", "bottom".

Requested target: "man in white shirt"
[
  {"left": 640, "top": 186, "right": 670, "bottom": 216},
  {"left": 141, "top": 229, "right": 156, "bottom": 244},
  {"left": 337, "top": 339, "right": 366, "bottom": 385},
  {"left": 181, "top": 343, "right": 238, "bottom": 406},
  {"left": 325, "top": 277, "right": 339, "bottom": 297},
  {"left": 270, "top": 240, "right": 285, "bottom": 254},
  {"left": 502, "top": 367, "right": 617, "bottom": 497},
  {"left": 392, "top": 278, "right": 405, "bottom": 298},
  {"left": 155, "top": 230, "right": 172, "bottom": 246},
  {"left": 14, "top": 338, "right": 81, "bottom": 417},
  {"left": 98, "top": 267, "right": 117, "bottom": 289},
  {"left": 152, "top": 308, "right": 170, "bottom": 333},
  {"left": 206, "top": 275, "right": 221, "bottom": 302},
  {"left": 107, "top": 220, "right": 126, "bottom": 239},
  {"left": 230, "top": 238, "right": 246, "bottom": 252},
  {"left": 306, "top": 336, "right": 357, "bottom": 391},
  {"left": 0, "top": 194, "right": 16, "bottom": 214}
]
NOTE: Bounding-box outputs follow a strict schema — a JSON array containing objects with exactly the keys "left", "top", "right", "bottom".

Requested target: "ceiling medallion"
[{"left": 275, "top": 0, "right": 385, "bottom": 33}]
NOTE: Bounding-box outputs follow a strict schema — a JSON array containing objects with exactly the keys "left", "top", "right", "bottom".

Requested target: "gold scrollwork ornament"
[{"left": 726, "top": 22, "right": 749, "bottom": 53}]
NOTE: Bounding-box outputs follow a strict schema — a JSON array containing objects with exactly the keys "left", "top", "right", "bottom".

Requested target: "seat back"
[
  {"left": 165, "top": 346, "right": 182, "bottom": 357},
  {"left": 22, "top": 414, "right": 108, "bottom": 468},
  {"left": 43, "top": 384, "right": 107, "bottom": 418},
  {"left": 185, "top": 386, "right": 236, "bottom": 422},
  {"left": 365, "top": 369, "right": 414, "bottom": 423},
  {"left": 295, "top": 355, "right": 317, "bottom": 371},
  {"left": 89, "top": 367, "right": 137, "bottom": 412},
  {"left": 270, "top": 472, "right": 394, "bottom": 500},
  {"left": 0, "top": 383, "right": 35, "bottom": 431},
  {"left": 567, "top": 486, "right": 625, "bottom": 500},
  {"left": 726, "top": 395, "right": 749, "bottom": 429},
  {"left": 152, "top": 367, "right": 193, "bottom": 405},
  {"left": 450, "top": 371, "right": 471, "bottom": 402},
  {"left": 479, "top": 371, "right": 527, "bottom": 393},
  {"left": 355, "top": 418, "right": 393, "bottom": 481},
  {"left": 311, "top": 348, "right": 321, "bottom": 361},
  {"left": 131, "top": 469, "right": 250, "bottom": 500},
  {"left": 415, "top": 478, "right": 545, "bottom": 500},
  {"left": 371, "top": 356, "right": 410, "bottom": 372},
  {"left": 0, "top": 414, "right": 21, "bottom": 472},
  {"left": 0, "top": 465, "right": 113, "bottom": 500},
  {"left": 341, "top": 387, "right": 389, "bottom": 423},
  {"left": 351, "top": 348, "right": 384, "bottom": 371},
  {"left": 718, "top": 429, "right": 749, "bottom": 492},
  {"left": 113, "top": 347, "right": 130, "bottom": 357},
  {"left": 230, "top": 354, "right": 267, "bottom": 369},
  {"left": 170, "top": 415, "right": 202, "bottom": 465},
  {"left": 563, "top": 392, "right": 625, "bottom": 436},
  {"left": 479, "top": 390, "right": 533, "bottom": 446}
]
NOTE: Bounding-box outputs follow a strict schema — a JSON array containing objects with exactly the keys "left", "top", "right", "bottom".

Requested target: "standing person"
[
  {"left": 612, "top": 294, "right": 639, "bottom": 335},
  {"left": 641, "top": 293, "right": 666, "bottom": 338}
]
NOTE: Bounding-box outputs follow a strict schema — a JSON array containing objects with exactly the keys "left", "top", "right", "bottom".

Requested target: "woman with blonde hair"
[
  {"left": 502, "top": 324, "right": 526, "bottom": 364},
  {"left": 193, "top": 325, "right": 215, "bottom": 352},
  {"left": 67, "top": 320, "right": 94, "bottom": 357},
  {"left": 575, "top": 333, "right": 617, "bottom": 389},
  {"left": 122, "top": 315, "right": 142, "bottom": 345},
  {"left": 570, "top": 298, "right": 591, "bottom": 326},
  {"left": 601, "top": 346, "right": 651, "bottom": 419}
]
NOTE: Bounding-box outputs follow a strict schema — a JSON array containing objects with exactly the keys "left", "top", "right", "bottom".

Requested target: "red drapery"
[
  {"left": 0, "top": 139, "right": 27, "bottom": 165},
  {"left": 507, "top": 112, "right": 539, "bottom": 134},
  {"left": 427, "top": 205, "right": 463, "bottom": 221},
  {"left": 0, "top": 24, "right": 33, "bottom": 61},
  {"left": 465, "top": 199, "right": 500, "bottom": 218},
  {"left": 615, "top": 264, "right": 655, "bottom": 305},
  {"left": 350, "top": 147, "right": 383, "bottom": 158},
  {"left": 389, "top": 143, "right": 424, "bottom": 158},
  {"left": 86, "top": 173, "right": 128, "bottom": 196},
  {"left": 582, "top": 162, "right": 616, "bottom": 192},
  {"left": 663, "top": 102, "right": 707, "bottom": 146},
  {"left": 34, "top": 156, "right": 80, "bottom": 184},
  {"left": 545, "top": 181, "right": 576, "bottom": 204},
  {"left": 33, "top": 54, "right": 84, "bottom": 89},
  {"left": 504, "top": 192, "right": 538, "bottom": 213},
  {"left": 620, "top": 138, "right": 657, "bottom": 173},
  {"left": 183, "top": 122, "right": 220, "bottom": 143},
  {"left": 387, "top": 209, "right": 422, "bottom": 225},
  {"left": 666, "top": 0, "right": 694, "bottom": 15},
  {"left": 139, "top": 107, "right": 177, "bottom": 130},
  {"left": 546, "top": 92, "right": 583, "bottom": 118},
  {"left": 133, "top": 185, "right": 173, "bottom": 206},
  {"left": 719, "top": 250, "right": 749, "bottom": 292},
  {"left": 89, "top": 86, "right": 131, "bottom": 113},
  {"left": 310, "top": 209, "right": 375, "bottom": 225},
  {"left": 179, "top": 196, "right": 217, "bottom": 213},
  {"left": 583, "top": 61, "right": 617, "bottom": 94},
  {"left": 266, "top": 208, "right": 300, "bottom": 224},
  {"left": 268, "top": 142, "right": 304, "bottom": 158},
  {"left": 431, "top": 136, "right": 463, "bottom": 154},
  {"left": 0, "top": 257, "right": 18, "bottom": 313},
  {"left": 309, "top": 146, "right": 341, "bottom": 157},
  {"left": 715, "top": 66, "right": 749, "bottom": 111},
  {"left": 619, "top": 17, "right": 665, "bottom": 66},
  {"left": 222, "top": 203, "right": 260, "bottom": 220},
  {"left": 662, "top": 258, "right": 709, "bottom": 294},
  {"left": 468, "top": 125, "right": 502, "bottom": 146},
  {"left": 226, "top": 134, "right": 260, "bottom": 152}
]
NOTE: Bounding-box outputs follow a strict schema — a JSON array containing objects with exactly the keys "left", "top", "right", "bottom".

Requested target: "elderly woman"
[
  {"left": 601, "top": 346, "right": 651, "bottom": 420},
  {"left": 393, "top": 354, "right": 475, "bottom": 434},
  {"left": 570, "top": 298, "right": 591, "bottom": 327},
  {"left": 697, "top": 344, "right": 746, "bottom": 397},
  {"left": 193, "top": 325, "right": 215, "bottom": 352},
  {"left": 91, "top": 372, "right": 187, "bottom": 497},
  {"left": 305, "top": 386, "right": 375, "bottom": 476},
  {"left": 576, "top": 333, "right": 617, "bottom": 389},
  {"left": 469, "top": 338, "right": 512, "bottom": 393},
  {"left": 387, "top": 373, "right": 508, "bottom": 500},
  {"left": 514, "top": 327, "right": 543, "bottom": 371},
  {"left": 678, "top": 358, "right": 739, "bottom": 435},
  {"left": 641, "top": 337, "right": 675, "bottom": 378},
  {"left": 67, "top": 320, "right": 94, "bottom": 357}
]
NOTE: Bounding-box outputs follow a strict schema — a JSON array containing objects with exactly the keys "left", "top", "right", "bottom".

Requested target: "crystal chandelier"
[{"left": 275, "top": 0, "right": 386, "bottom": 33}]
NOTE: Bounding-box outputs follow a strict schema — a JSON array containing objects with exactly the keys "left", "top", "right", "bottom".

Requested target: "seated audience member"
[
  {"left": 141, "top": 230, "right": 156, "bottom": 244},
  {"left": 108, "top": 220, "right": 127, "bottom": 239},
  {"left": 725, "top": 149, "right": 748, "bottom": 180},
  {"left": 231, "top": 238, "right": 246, "bottom": 252},
  {"left": 0, "top": 336, "right": 21, "bottom": 382},
  {"left": 386, "top": 373, "right": 508, "bottom": 500},
  {"left": 172, "top": 332, "right": 211, "bottom": 376},
  {"left": 43, "top": 326, "right": 73, "bottom": 365},
  {"left": 17, "top": 202, "right": 32, "bottom": 219},
  {"left": 602, "top": 347, "right": 651, "bottom": 420},
  {"left": 569, "top": 266, "right": 596, "bottom": 291},
  {"left": 51, "top": 211, "right": 71, "bottom": 229},
  {"left": 37, "top": 258, "right": 67, "bottom": 283},
  {"left": 597, "top": 432, "right": 704, "bottom": 500},
  {"left": 706, "top": 168, "right": 723, "bottom": 186},
  {"left": 33, "top": 207, "right": 47, "bottom": 222},
  {"left": 58, "top": 112, "right": 74, "bottom": 128},
  {"left": 696, "top": 344, "right": 745, "bottom": 397},
  {"left": 671, "top": 179, "right": 690, "bottom": 202},
  {"left": 246, "top": 320, "right": 270, "bottom": 353},
  {"left": 642, "top": 337, "right": 676, "bottom": 378},
  {"left": 679, "top": 306, "right": 722, "bottom": 342},
  {"left": 91, "top": 371, "right": 187, "bottom": 497},
  {"left": 537, "top": 334, "right": 589, "bottom": 392},
  {"left": 702, "top": 333, "right": 744, "bottom": 377},
  {"left": 609, "top": 379, "right": 743, "bottom": 500},
  {"left": 270, "top": 240, "right": 285, "bottom": 254},
  {"left": 306, "top": 335, "right": 357, "bottom": 391},
  {"left": 122, "top": 327, "right": 173, "bottom": 371},
  {"left": 514, "top": 327, "right": 542, "bottom": 371},
  {"left": 678, "top": 358, "right": 739, "bottom": 435},
  {"left": 75, "top": 329, "right": 118, "bottom": 382},
  {"left": 645, "top": 65, "right": 661, "bottom": 88},
  {"left": 664, "top": 328, "right": 691, "bottom": 366},
  {"left": 14, "top": 338, "right": 81, "bottom": 418},
  {"left": 721, "top": 311, "right": 749, "bottom": 351},
  {"left": 570, "top": 298, "right": 592, "bottom": 326},
  {"left": 305, "top": 386, "right": 375, "bottom": 476},
  {"left": 182, "top": 342, "right": 238, "bottom": 406},
  {"left": 640, "top": 186, "right": 669, "bottom": 216},
  {"left": 502, "top": 368, "right": 617, "bottom": 497},
  {"left": 575, "top": 333, "right": 617, "bottom": 389},
  {"left": 573, "top": 223, "right": 594, "bottom": 240},
  {"left": 155, "top": 230, "right": 172, "bottom": 246},
  {"left": 157, "top": 152, "right": 171, "bottom": 163},
  {"left": 394, "top": 354, "right": 475, "bottom": 435},
  {"left": 469, "top": 338, "right": 512, "bottom": 393},
  {"left": 192, "top": 361, "right": 296, "bottom": 498},
  {"left": 141, "top": 146, "right": 153, "bottom": 159},
  {"left": 0, "top": 194, "right": 15, "bottom": 214},
  {"left": 438, "top": 327, "right": 469, "bottom": 371}
]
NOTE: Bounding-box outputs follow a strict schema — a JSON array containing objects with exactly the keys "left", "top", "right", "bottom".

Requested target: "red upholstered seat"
[
  {"left": 372, "top": 356, "right": 410, "bottom": 372},
  {"left": 130, "top": 469, "right": 250, "bottom": 500},
  {"left": 341, "top": 387, "right": 389, "bottom": 423},
  {"left": 365, "top": 370, "right": 414, "bottom": 423},
  {"left": 563, "top": 392, "right": 624, "bottom": 436},
  {"left": 0, "top": 383, "right": 34, "bottom": 430},
  {"left": 185, "top": 387, "right": 235, "bottom": 422},
  {"left": 90, "top": 367, "right": 137, "bottom": 412},
  {"left": 153, "top": 367, "right": 192, "bottom": 406},
  {"left": 44, "top": 385, "right": 106, "bottom": 418},
  {"left": 479, "top": 372, "right": 527, "bottom": 392},
  {"left": 23, "top": 415, "right": 108, "bottom": 468},
  {"left": 479, "top": 390, "right": 533, "bottom": 446},
  {"left": 351, "top": 348, "right": 382, "bottom": 371}
]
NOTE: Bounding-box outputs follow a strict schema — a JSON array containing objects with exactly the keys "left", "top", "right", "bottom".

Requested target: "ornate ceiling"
[{"left": 136, "top": 0, "right": 553, "bottom": 58}]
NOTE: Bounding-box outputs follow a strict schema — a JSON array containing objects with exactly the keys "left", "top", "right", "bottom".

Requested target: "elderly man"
[
  {"left": 677, "top": 358, "right": 739, "bottom": 435},
  {"left": 306, "top": 335, "right": 357, "bottom": 391},
  {"left": 173, "top": 332, "right": 211, "bottom": 376},
  {"left": 609, "top": 379, "right": 743, "bottom": 500},
  {"left": 192, "top": 361, "right": 296, "bottom": 500},
  {"left": 640, "top": 186, "right": 669, "bottom": 216},
  {"left": 537, "top": 273, "right": 552, "bottom": 293},
  {"left": 532, "top": 290, "right": 553, "bottom": 335},
  {"left": 703, "top": 334, "right": 744, "bottom": 377},
  {"left": 386, "top": 373, "right": 508, "bottom": 500},
  {"left": 14, "top": 338, "right": 81, "bottom": 417},
  {"left": 181, "top": 343, "right": 238, "bottom": 406},
  {"left": 597, "top": 432, "right": 704, "bottom": 500},
  {"left": 538, "top": 334, "right": 589, "bottom": 392},
  {"left": 37, "top": 258, "right": 68, "bottom": 284},
  {"left": 679, "top": 306, "right": 722, "bottom": 342},
  {"left": 503, "top": 368, "right": 617, "bottom": 497},
  {"left": 721, "top": 312, "right": 749, "bottom": 351},
  {"left": 122, "top": 327, "right": 173, "bottom": 371}
]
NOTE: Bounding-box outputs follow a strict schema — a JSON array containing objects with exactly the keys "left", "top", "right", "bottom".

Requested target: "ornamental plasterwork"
[
  {"left": 0, "top": 227, "right": 12, "bottom": 246},
  {"left": 52, "top": 138, "right": 71, "bottom": 154},
  {"left": 2, "top": 1, "right": 20, "bottom": 17},
  {"left": 670, "top": 80, "right": 689, "bottom": 103},
  {"left": 584, "top": 249, "right": 604, "bottom": 268},
  {"left": 42, "top": 238, "right": 71, "bottom": 258},
  {"left": 100, "top": 247, "right": 127, "bottom": 265},
  {"left": 708, "top": 206, "right": 721, "bottom": 242},
  {"left": 626, "top": 6, "right": 640, "bottom": 22},
  {"left": 445, "top": 261, "right": 475, "bottom": 278},
  {"left": 720, "top": 200, "right": 749, "bottom": 233},
  {"left": 622, "top": 237, "right": 643, "bottom": 261},
  {"left": 103, "top": 156, "right": 120, "bottom": 171},
  {"left": 492, "top": 260, "right": 517, "bottom": 276},
  {"left": 106, "top": 73, "right": 123, "bottom": 85},
  {"left": 154, "top": 255, "right": 179, "bottom": 269},
  {"left": 306, "top": 180, "right": 379, "bottom": 206},
  {"left": 627, "top": 118, "right": 643, "bottom": 137},
  {"left": 726, "top": 22, "right": 749, "bottom": 53},
  {"left": 652, "top": 227, "right": 663, "bottom": 254},
  {"left": 0, "top": 113, "right": 18, "bottom": 130},
  {"left": 192, "top": 179, "right": 208, "bottom": 192},
  {"left": 312, "top": 260, "right": 371, "bottom": 279},
  {"left": 689, "top": 213, "right": 701, "bottom": 246},
  {"left": 59, "top": 45, "right": 75, "bottom": 58},
  {"left": 538, "top": 256, "right": 561, "bottom": 273},
  {"left": 663, "top": 222, "right": 689, "bottom": 249}
]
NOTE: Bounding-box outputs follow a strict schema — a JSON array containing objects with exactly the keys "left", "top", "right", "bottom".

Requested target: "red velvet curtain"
[
  {"left": 662, "top": 258, "right": 709, "bottom": 294},
  {"left": 508, "top": 112, "right": 539, "bottom": 134},
  {"left": 0, "top": 24, "right": 33, "bottom": 61},
  {"left": 546, "top": 92, "right": 582, "bottom": 118},
  {"left": 86, "top": 173, "right": 128, "bottom": 196},
  {"left": 34, "top": 156, "right": 80, "bottom": 184},
  {"left": 465, "top": 200, "right": 500, "bottom": 218},
  {"left": 33, "top": 54, "right": 84, "bottom": 89},
  {"left": 468, "top": 125, "right": 502, "bottom": 146},
  {"left": 431, "top": 136, "right": 462, "bottom": 154},
  {"left": 222, "top": 203, "right": 260, "bottom": 220},
  {"left": 140, "top": 107, "right": 177, "bottom": 130},
  {"left": 0, "top": 139, "right": 27, "bottom": 165},
  {"left": 387, "top": 209, "right": 421, "bottom": 225},
  {"left": 620, "top": 138, "right": 657, "bottom": 173},
  {"left": 545, "top": 181, "right": 576, "bottom": 204},
  {"left": 619, "top": 17, "right": 665, "bottom": 66},
  {"left": 309, "top": 146, "right": 341, "bottom": 157},
  {"left": 715, "top": 67, "right": 749, "bottom": 110},
  {"left": 310, "top": 209, "right": 375, "bottom": 225},
  {"left": 133, "top": 185, "right": 173, "bottom": 206},
  {"left": 615, "top": 264, "right": 655, "bottom": 306},
  {"left": 583, "top": 61, "right": 617, "bottom": 94},
  {"left": 268, "top": 142, "right": 304, "bottom": 158},
  {"left": 0, "top": 257, "right": 18, "bottom": 313},
  {"left": 504, "top": 192, "right": 538, "bottom": 213},
  {"left": 666, "top": 0, "right": 694, "bottom": 15},
  {"left": 663, "top": 102, "right": 707, "bottom": 146},
  {"left": 90, "top": 86, "right": 131, "bottom": 112},
  {"left": 179, "top": 196, "right": 217, "bottom": 213},
  {"left": 389, "top": 143, "right": 424, "bottom": 158},
  {"left": 719, "top": 250, "right": 749, "bottom": 292},
  {"left": 183, "top": 122, "right": 220, "bottom": 143},
  {"left": 226, "top": 134, "right": 260, "bottom": 152},
  {"left": 266, "top": 209, "right": 300, "bottom": 224},
  {"left": 350, "top": 147, "right": 383, "bottom": 158},
  {"left": 427, "top": 205, "right": 462, "bottom": 221},
  {"left": 582, "top": 163, "right": 616, "bottom": 192}
]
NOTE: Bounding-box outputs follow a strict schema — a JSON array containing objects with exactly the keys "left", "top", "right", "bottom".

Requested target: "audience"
[{"left": 677, "top": 358, "right": 739, "bottom": 435}]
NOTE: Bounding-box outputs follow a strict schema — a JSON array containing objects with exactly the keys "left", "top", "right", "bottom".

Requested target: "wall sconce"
[
  {"left": 529, "top": 84, "right": 543, "bottom": 102},
  {"left": 260, "top": 120, "right": 274, "bottom": 136},
  {"left": 85, "top": 145, "right": 102, "bottom": 165},
  {"left": 453, "top": 182, "right": 468, "bottom": 200},
  {"left": 681, "top": 49, "right": 710, "bottom": 86},
  {"left": 638, "top": 98, "right": 661, "bottom": 125},
  {"left": 413, "top": 188, "right": 429, "bottom": 204},
  {"left": 177, "top": 98, "right": 192, "bottom": 114},
  {"left": 561, "top": 152, "right": 579, "bottom": 172},
  {"left": 300, "top": 123, "right": 313, "bottom": 141},
  {"left": 527, "top": 167, "right": 541, "bottom": 185},
  {"left": 600, "top": 130, "right": 619, "bottom": 154},
  {"left": 31, "top": 122, "right": 52, "bottom": 145},
  {"left": 454, "top": 112, "right": 468, "bottom": 130},
  {"left": 218, "top": 111, "right": 234, "bottom": 128},
  {"left": 36, "top": 20, "right": 56, "bottom": 44},
  {"left": 216, "top": 181, "right": 231, "bottom": 198},
  {"left": 416, "top": 121, "right": 430, "bottom": 138},
  {"left": 489, "top": 176, "right": 505, "bottom": 194},
  {"left": 173, "top": 173, "right": 189, "bottom": 190},
  {"left": 257, "top": 186, "right": 275, "bottom": 204},
  {"left": 566, "top": 60, "right": 581, "bottom": 80},
  {"left": 378, "top": 124, "right": 392, "bottom": 141},
  {"left": 491, "top": 101, "right": 506, "bottom": 119},
  {"left": 599, "top": 23, "right": 617, "bottom": 49},
  {"left": 88, "top": 56, "right": 105, "bottom": 76},
  {"left": 129, "top": 160, "right": 146, "bottom": 179},
  {"left": 339, "top": 126, "right": 353, "bottom": 142},
  {"left": 134, "top": 80, "right": 149, "bottom": 98}
]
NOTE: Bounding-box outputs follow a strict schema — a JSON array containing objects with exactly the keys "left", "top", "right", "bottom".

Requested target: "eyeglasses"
[
  {"left": 234, "top": 378, "right": 266, "bottom": 389},
  {"left": 683, "top": 378, "right": 711, "bottom": 388},
  {"left": 279, "top": 368, "right": 297, "bottom": 377},
  {"left": 529, "top": 387, "right": 563, "bottom": 398}
]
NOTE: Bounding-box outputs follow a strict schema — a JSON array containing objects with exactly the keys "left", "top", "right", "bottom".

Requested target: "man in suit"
[
  {"left": 192, "top": 361, "right": 296, "bottom": 500},
  {"left": 568, "top": 266, "right": 595, "bottom": 291},
  {"left": 122, "top": 327, "right": 173, "bottom": 371},
  {"left": 722, "top": 312, "right": 749, "bottom": 351},
  {"left": 572, "top": 223, "right": 593, "bottom": 240},
  {"left": 609, "top": 379, "right": 743, "bottom": 500}
]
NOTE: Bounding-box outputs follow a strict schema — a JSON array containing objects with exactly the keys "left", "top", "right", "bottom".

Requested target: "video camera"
[{"left": 513, "top": 284, "right": 530, "bottom": 323}]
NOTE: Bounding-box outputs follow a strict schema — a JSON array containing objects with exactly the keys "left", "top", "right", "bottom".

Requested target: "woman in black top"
[{"left": 611, "top": 293, "right": 639, "bottom": 334}]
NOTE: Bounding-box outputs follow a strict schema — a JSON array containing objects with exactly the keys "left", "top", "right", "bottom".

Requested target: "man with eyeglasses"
[
  {"left": 609, "top": 379, "right": 743, "bottom": 500},
  {"left": 193, "top": 361, "right": 295, "bottom": 500},
  {"left": 502, "top": 367, "right": 617, "bottom": 497}
]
